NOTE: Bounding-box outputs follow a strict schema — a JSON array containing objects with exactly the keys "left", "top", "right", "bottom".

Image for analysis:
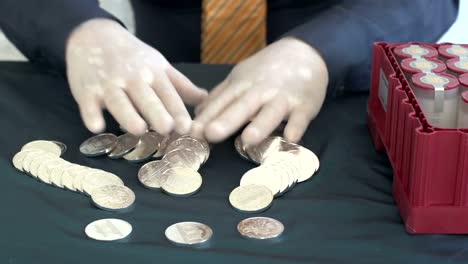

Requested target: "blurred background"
[{"left": 0, "top": 0, "right": 466, "bottom": 61}]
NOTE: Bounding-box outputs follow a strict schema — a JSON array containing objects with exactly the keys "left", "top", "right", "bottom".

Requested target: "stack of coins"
[
  {"left": 13, "top": 140, "right": 135, "bottom": 212},
  {"left": 138, "top": 135, "right": 210, "bottom": 197},
  {"left": 230, "top": 136, "right": 319, "bottom": 212}
]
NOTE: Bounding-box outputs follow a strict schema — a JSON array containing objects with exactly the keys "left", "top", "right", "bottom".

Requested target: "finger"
[
  {"left": 77, "top": 93, "right": 106, "bottom": 134},
  {"left": 103, "top": 84, "right": 147, "bottom": 135},
  {"left": 166, "top": 66, "right": 208, "bottom": 106},
  {"left": 194, "top": 80, "right": 249, "bottom": 124},
  {"left": 204, "top": 90, "right": 263, "bottom": 142},
  {"left": 126, "top": 79, "right": 174, "bottom": 135},
  {"left": 152, "top": 72, "right": 192, "bottom": 135},
  {"left": 194, "top": 79, "right": 229, "bottom": 116},
  {"left": 284, "top": 105, "right": 315, "bottom": 143},
  {"left": 192, "top": 82, "right": 242, "bottom": 139},
  {"left": 242, "top": 97, "right": 290, "bottom": 145}
]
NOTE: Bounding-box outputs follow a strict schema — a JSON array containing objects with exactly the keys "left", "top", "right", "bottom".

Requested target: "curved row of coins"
[
  {"left": 12, "top": 140, "right": 135, "bottom": 212},
  {"left": 230, "top": 136, "right": 320, "bottom": 212},
  {"left": 80, "top": 132, "right": 210, "bottom": 197},
  {"left": 85, "top": 217, "right": 284, "bottom": 243}
]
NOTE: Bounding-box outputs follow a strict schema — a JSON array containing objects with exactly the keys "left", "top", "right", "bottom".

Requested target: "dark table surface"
[{"left": 1, "top": 62, "right": 468, "bottom": 264}]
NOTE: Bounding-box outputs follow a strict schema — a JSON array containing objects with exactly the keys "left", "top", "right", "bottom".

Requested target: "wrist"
[
  {"left": 67, "top": 18, "right": 124, "bottom": 50},
  {"left": 278, "top": 37, "right": 329, "bottom": 83}
]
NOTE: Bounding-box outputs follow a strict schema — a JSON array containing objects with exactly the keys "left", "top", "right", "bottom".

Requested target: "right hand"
[{"left": 66, "top": 18, "right": 207, "bottom": 136}]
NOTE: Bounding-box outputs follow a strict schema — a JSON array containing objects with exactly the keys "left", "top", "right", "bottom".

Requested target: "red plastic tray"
[{"left": 368, "top": 42, "right": 468, "bottom": 234}]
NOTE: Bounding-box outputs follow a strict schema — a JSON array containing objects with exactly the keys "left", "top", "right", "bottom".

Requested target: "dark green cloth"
[{"left": 1, "top": 63, "right": 468, "bottom": 264}]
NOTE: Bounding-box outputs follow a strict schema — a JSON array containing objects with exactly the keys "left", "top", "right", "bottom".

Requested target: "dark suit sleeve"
[
  {"left": 284, "top": 0, "right": 458, "bottom": 98},
  {"left": 0, "top": 0, "right": 120, "bottom": 74}
]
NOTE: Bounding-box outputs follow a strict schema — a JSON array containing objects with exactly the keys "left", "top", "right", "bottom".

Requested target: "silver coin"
[
  {"left": 91, "top": 185, "right": 135, "bottom": 211},
  {"left": 137, "top": 160, "right": 172, "bottom": 189},
  {"left": 29, "top": 154, "right": 58, "bottom": 181},
  {"left": 237, "top": 217, "right": 284, "bottom": 240},
  {"left": 80, "top": 133, "right": 117, "bottom": 157},
  {"left": 85, "top": 218, "right": 132, "bottom": 241},
  {"left": 165, "top": 137, "right": 209, "bottom": 164},
  {"left": 235, "top": 136, "right": 250, "bottom": 161},
  {"left": 21, "top": 140, "right": 62, "bottom": 156},
  {"left": 12, "top": 149, "right": 42, "bottom": 172},
  {"left": 51, "top": 141, "right": 67, "bottom": 155},
  {"left": 246, "top": 136, "right": 286, "bottom": 164},
  {"left": 240, "top": 167, "right": 283, "bottom": 196},
  {"left": 82, "top": 171, "right": 124, "bottom": 196},
  {"left": 123, "top": 131, "right": 161, "bottom": 162},
  {"left": 284, "top": 145, "right": 319, "bottom": 182},
  {"left": 61, "top": 165, "right": 88, "bottom": 191},
  {"left": 162, "top": 148, "right": 201, "bottom": 171},
  {"left": 165, "top": 222, "right": 213, "bottom": 246},
  {"left": 262, "top": 151, "right": 302, "bottom": 193},
  {"left": 49, "top": 162, "right": 76, "bottom": 188},
  {"left": 108, "top": 133, "right": 140, "bottom": 159},
  {"left": 153, "top": 132, "right": 179, "bottom": 158},
  {"left": 229, "top": 184, "right": 274, "bottom": 213},
  {"left": 161, "top": 167, "right": 202, "bottom": 197},
  {"left": 37, "top": 158, "right": 67, "bottom": 187},
  {"left": 21, "top": 150, "right": 48, "bottom": 177},
  {"left": 73, "top": 167, "right": 100, "bottom": 193}
]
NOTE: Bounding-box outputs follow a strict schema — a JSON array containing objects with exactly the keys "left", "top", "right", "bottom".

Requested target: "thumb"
[{"left": 166, "top": 66, "right": 208, "bottom": 106}]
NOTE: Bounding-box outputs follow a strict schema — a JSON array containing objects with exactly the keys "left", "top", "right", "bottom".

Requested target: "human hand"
[
  {"left": 66, "top": 19, "right": 207, "bottom": 136},
  {"left": 192, "top": 37, "right": 328, "bottom": 145}
]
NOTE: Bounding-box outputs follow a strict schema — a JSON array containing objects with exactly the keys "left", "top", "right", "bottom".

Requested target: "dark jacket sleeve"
[
  {"left": 285, "top": 0, "right": 459, "bottom": 97},
  {"left": 0, "top": 0, "right": 120, "bottom": 74}
]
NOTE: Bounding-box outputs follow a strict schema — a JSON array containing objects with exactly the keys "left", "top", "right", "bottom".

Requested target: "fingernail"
[
  {"left": 242, "top": 127, "right": 261, "bottom": 145},
  {"left": 175, "top": 116, "right": 192, "bottom": 135},
  {"left": 206, "top": 122, "right": 227, "bottom": 141},
  {"left": 88, "top": 119, "right": 105, "bottom": 134}
]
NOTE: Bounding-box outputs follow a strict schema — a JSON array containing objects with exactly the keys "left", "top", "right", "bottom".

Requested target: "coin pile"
[
  {"left": 13, "top": 140, "right": 135, "bottom": 212},
  {"left": 80, "top": 131, "right": 179, "bottom": 163},
  {"left": 138, "top": 135, "right": 210, "bottom": 197},
  {"left": 230, "top": 136, "right": 319, "bottom": 212}
]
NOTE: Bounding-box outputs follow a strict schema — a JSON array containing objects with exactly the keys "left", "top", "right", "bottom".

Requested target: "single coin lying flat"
[
  {"left": 237, "top": 217, "right": 284, "bottom": 240},
  {"left": 165, "top": 222, "right": 213, "bottom": 246},
  {"left": 85, "top": 218, "right": 132, "bottom": 241}
]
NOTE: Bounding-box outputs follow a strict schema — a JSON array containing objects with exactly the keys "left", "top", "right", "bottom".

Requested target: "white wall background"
[{"left": 0, "top": 0, "right": 466, "bottom": 61}]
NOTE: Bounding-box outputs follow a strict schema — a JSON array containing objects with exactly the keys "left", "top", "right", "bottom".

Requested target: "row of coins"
[
  {"left": 80, "top": 131, "right": 180, "bottom": 163},
  {"left": 230, "top": 136, "right": 319, "bottom": 212},
  {"left": 85, "top": 217, "right": 284, "bottom": 243},
  {"left": 138, "top": 135, "right": 210, "bottom": 196},
  {"left": 12, "top": 140, "right": 135, "bottom": 212}
]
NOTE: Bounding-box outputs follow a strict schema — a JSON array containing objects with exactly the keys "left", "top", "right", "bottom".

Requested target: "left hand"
[{"left": 191, "top": 37, "right": 329, "bottom": 145}]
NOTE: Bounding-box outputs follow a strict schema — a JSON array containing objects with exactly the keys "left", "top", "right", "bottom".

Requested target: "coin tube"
[
  {"left": 438, "top": 44, "right": 468, "bottom": 60},
  {"left": 401, "top": 57, "right": 446, "bottom": 74},
  {"left": 458, "top": 91, "right": 468, "bottom": 128},
  {"left": 411, "top": 72, "right": 459, "bottom": 128},
  {"left": 393, "top": 44, "right": 438, "bottom": 60},
  {"left": 459, "top": 74, "right": 468, "bottom": 94},
  {"left": 447, "top": 57, "right": 468, "bottom": 76}
]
